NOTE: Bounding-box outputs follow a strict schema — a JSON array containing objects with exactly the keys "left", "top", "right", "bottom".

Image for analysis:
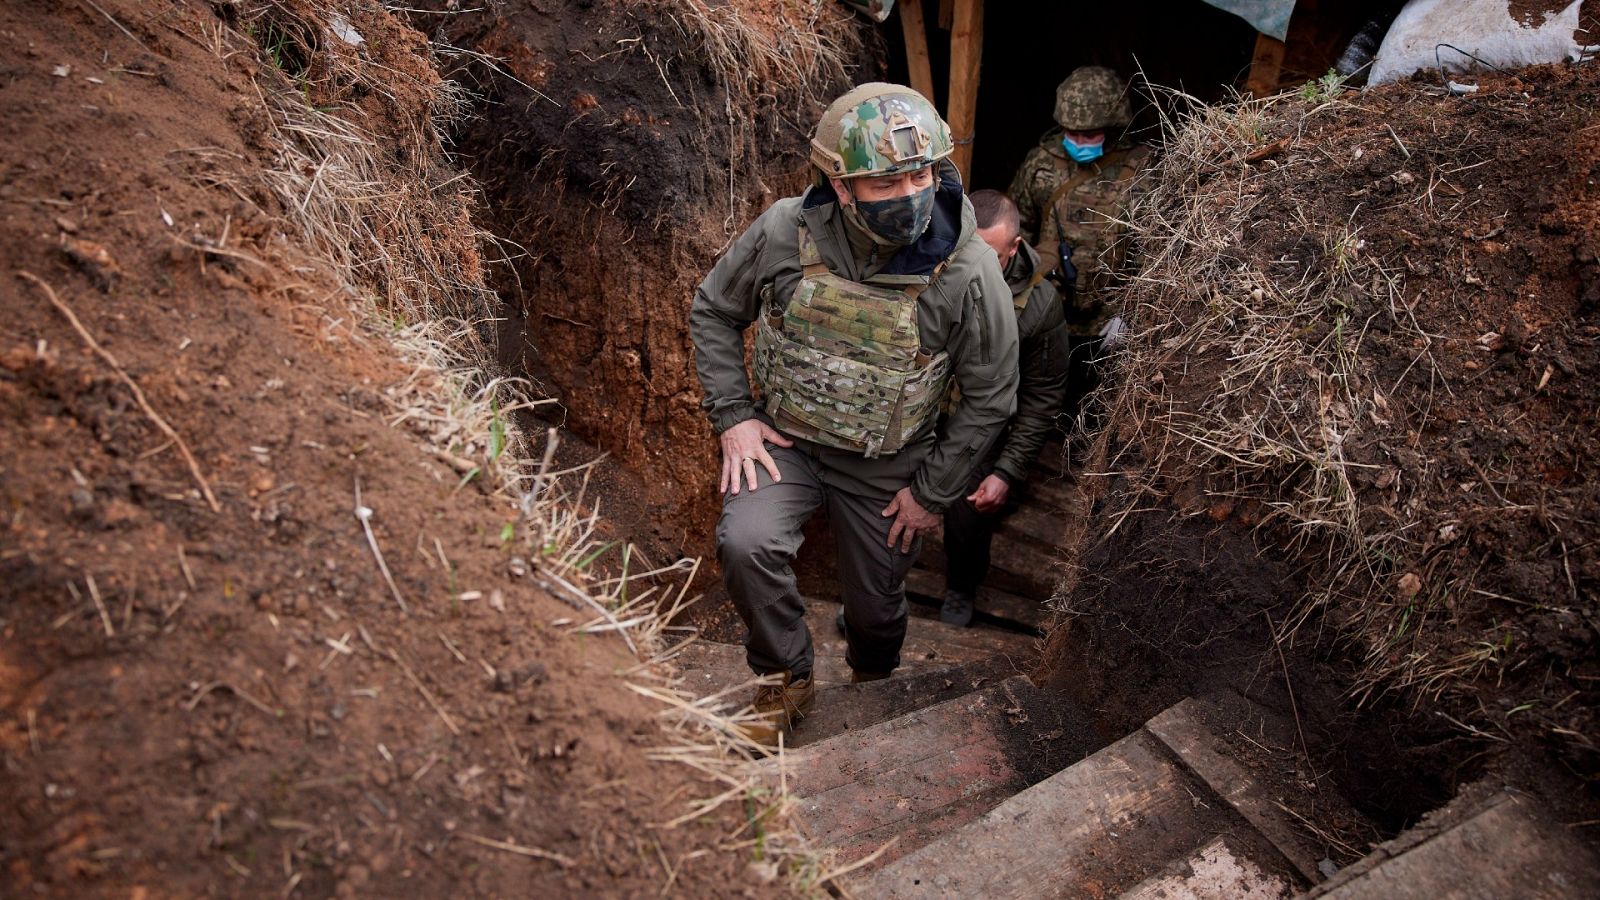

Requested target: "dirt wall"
[
  {"left": 0, "top": 2, "right": 759, "bottom": 894},
  {"left": 1049, "top": 61, "right": 1600, "bottom": 829},
  {"left": 412, "top": 0, "right": 878, "bottom": 551}
]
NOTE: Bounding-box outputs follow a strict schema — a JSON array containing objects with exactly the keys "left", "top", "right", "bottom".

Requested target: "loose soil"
[{"left": 0, "top": 2, "right": 758, "bottom": 896}]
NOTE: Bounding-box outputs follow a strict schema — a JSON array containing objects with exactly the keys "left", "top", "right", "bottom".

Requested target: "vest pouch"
[{"left": 757, "top": 224, "right": 953, "bottom": 458}]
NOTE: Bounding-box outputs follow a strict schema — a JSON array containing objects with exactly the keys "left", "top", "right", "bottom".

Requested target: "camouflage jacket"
[
  {"left": 691, "top": 161, "right": 1019, "bottom": 514},
  {"left": 989, "top": 243, "right": 1069, "bottom": 487},
  {"left": 1008, "top": 134, "right": 1152, "bottom": 335}
]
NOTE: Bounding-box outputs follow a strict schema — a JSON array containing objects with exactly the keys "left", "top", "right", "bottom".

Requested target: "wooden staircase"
[{"left": 675, "top": 442, "right": 1600, "bottom": 896}]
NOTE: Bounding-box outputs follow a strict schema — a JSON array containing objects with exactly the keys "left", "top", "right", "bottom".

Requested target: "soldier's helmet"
[
  {"left": 1053, "top": 66, "right": 1132, "bottom": 132},
  {"left": 810, "top": 83, "right": 953, "bottom": 179}
]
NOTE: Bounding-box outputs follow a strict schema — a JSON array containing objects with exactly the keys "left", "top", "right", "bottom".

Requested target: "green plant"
[{"left": 1299, "top": 68, "right": 1347, "bottom": 103}]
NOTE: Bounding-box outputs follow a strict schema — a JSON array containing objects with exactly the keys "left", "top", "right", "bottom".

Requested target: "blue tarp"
[{"left": 1200, "top": 0, "right": 1296, "bottom": 40}]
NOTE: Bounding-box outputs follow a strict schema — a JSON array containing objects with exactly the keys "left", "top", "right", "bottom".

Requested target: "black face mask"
[{"left": 847, "top": 184, "right": 936, "bottom": 246}]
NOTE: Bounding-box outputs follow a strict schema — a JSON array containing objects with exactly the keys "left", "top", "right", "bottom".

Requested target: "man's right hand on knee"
[{"left": 719, "top": 418, "right": 794, "bottom": 495}]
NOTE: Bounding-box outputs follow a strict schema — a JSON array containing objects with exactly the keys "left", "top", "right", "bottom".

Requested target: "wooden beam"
[
  {"left": 946, "top": 0, "right": 983, "bottom": 184},
  {"left": 937, "top": 0, "right": 953, "bottom": 30},
  {"left": 899, "top": 0, "right": 935, "bottom": 103},
  {"left": 1245, "top": 32, "right": 1286, "bottom": 98}
]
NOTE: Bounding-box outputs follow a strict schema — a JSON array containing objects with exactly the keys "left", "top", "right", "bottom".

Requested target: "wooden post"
[
  {"left": 899, "top": 0, "right": 935, "bottom": 103},
  {"left": 937, "top": 0, "right": 953, "bottom": 30},
  {"left": 946, "top": 0, "right": 983, "bottom": 184},
  {"left": 1245, "top": 32, "right": 1287, "bottom": 98}
]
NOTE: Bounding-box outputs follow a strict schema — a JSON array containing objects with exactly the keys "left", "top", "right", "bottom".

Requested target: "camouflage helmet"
[
  {"left": 1053, "top": 66, "right": 1132, "bottom": 132},
  {"left": 810, "top": 83, "right": 953, "bottom": 179}
]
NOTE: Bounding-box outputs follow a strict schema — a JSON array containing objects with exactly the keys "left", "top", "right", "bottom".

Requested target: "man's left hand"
[
  {"left": 967, "top": 475, "right": 1010, "bottom": 514},
  {"left": 882, "top": 487, "right": 941, "bottom": 553}
]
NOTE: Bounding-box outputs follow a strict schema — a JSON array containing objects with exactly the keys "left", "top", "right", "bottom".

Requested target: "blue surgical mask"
[{"left": 1061, "top": 133, "right": 1105, "bottom": 164}]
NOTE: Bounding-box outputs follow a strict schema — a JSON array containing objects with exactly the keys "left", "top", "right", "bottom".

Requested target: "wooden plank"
[
  {"left": 921, "top": 528, "right": 1059, "bottom": 599},
  {"left": 898, "top": 0, "right": 935, "bottom": 103},
  {"left": 1245, "top": 32, "right": 1287, "bottom": 98},
  {"left": 903, "top": 565, "right": 1047, "bottom": 630},
  {"left": 936, "top": 0, "right": 953, "bottom": 30},
  {"left": 791, "top": 653, "right": 1020, "bottom": 748},
  {"left": 855, "top": 728, "right": 1213, "bottom": 897},
  {"left": 1311, "top": 797, "right": 1600, "bottom": 899},
  {"left": 1119, "top": 837, "right": 1292, "bottom": 900},
  {"left": 767, "top": 676, "right": 1095, "bottom": 868},
  {"left": 1145, "top": 699, "right": 1322, "bottom": 883},
  {"left": 945, "top": 0, "right": 983, "bottom": 184},
  {"left": 673, "top": 600, "right": 1031, "bottom": 703}
]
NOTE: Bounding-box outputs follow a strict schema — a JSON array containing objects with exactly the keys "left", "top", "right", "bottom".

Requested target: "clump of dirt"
[
  {"left": 1047, "top": 62, "right": 1600, "bottom": 830},
  {"left": 0, "top": 1, "right": 760, "bottom": 895}
]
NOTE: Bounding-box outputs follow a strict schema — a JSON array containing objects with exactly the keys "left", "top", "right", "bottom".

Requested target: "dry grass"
[
  {"left": 658, "top": 0, "right": 866, "bottom": 231},
  {"left": 180, "top": 0, "right": 827, "bottom": 889},
  {"left": 1095, "top": 80, "right": 1477, "bottom": 708}
]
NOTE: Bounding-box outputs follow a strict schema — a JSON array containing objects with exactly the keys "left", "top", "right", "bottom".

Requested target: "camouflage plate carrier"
[{"left": 753, "top": 225, "right": 951, "bottom": 458}]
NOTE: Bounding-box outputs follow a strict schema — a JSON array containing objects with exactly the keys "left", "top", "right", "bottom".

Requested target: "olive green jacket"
[
  {"left": 691, "top": 172, "right": 1019, "bottom": 513},
  {"left": 990, "top": 243, "right": 1070, "bottom": 487}
]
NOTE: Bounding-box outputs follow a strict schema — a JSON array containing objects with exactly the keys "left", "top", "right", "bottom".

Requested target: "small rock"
[
  {"left": 53, "top": 215, "right": 79, "bottom": 234},
  {"left": 488, "top": 589, "right": 505, "bottom": 612},
  {"left": 69, "top": 488, "right": 95, "bottom": 519},
  {"left": 746, "top": 861, "right": 779, "bottom": 884},
  {"left": 507, "top": 557, "right": 528, "bottom": 578},
  {"left": 1396, "top": 572, "right": 1422, "bottom": 601},
  {"left": 371, "top": 768, "right": 390, "bottom": 787},
  {"left": 1319, "top": 858, "right": 1340, "bottom": 879},
  {"left": 51, "top": 64, "right": 71, "bottom": 78}
]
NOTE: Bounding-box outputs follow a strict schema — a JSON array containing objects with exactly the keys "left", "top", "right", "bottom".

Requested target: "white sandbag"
[{"left": 1370, "top": 0, "right": 1597, "bottom": 85}]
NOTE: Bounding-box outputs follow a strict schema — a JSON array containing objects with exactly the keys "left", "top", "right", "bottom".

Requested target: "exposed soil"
[
  {"left": 0, "top": 2, "right": 756, "bottom": 896},
  {"left": 412, "top": 0, "right": 873, "bottom": 558},
  {"left": 1046, "top": 60, "right": 1600, "bottom": 839}
]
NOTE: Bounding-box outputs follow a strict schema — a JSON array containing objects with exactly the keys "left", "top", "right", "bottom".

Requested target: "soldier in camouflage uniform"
[
  {"left": 691, "top": 83, "right": 1019, "bottom": 746},
  {"left": 939, "top": 190, "right": 1070, "bottom": 627},
  {"left": 1007, "top": 67, "right": 1152, "bottom": 418}
]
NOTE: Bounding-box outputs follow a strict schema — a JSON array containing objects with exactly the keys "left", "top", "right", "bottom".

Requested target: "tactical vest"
[{"left": 752, "top": 224, "right": 952, "bottom": 458}]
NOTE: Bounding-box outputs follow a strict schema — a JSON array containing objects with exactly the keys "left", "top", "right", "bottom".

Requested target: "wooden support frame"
[
  {"left": 1245, "top": 32, "right": 1286, "bottom": 98},
  {"left": 946, "top": 0, "right": 983, "bottom": 184},
  {"left": 899, "top": 0, "right": 935, "bottom": 102}
]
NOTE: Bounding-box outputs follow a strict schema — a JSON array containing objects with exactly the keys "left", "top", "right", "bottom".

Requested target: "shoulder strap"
[
  {"left": 796, "top": 224, "right": 830, "bottom": 279},
  {"left": 1042, "top": 147, "right": 1134, "bottom": 217}
]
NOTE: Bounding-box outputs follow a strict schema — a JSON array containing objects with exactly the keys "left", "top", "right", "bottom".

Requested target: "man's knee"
[{"left": 716, "top": 504, "right": 799, "bottom": 570}]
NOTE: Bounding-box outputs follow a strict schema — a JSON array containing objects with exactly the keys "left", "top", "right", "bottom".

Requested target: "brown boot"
[{"left": 738, "top": 672, "right": 815, "bottom": 748}]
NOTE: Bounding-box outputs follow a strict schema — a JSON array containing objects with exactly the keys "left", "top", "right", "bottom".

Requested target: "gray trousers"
[{"left": 716, "top": 444, "right": 921, "bottom": 678}]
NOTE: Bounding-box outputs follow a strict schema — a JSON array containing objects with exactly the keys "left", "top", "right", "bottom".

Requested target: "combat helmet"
[
  {"left": 811, "top": 83, "right": 953, "bottom": 179},
  {"left": 1053, "top": 66, "right": 1132, "bottom": 132}
]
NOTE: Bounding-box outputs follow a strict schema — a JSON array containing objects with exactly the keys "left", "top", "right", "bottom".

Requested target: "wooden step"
[
  {"left": 790, "top": 653, "right": 1021, "bottom": 748},
  {"left": 672, "top": 601, "right": 1033, "bottom": 700},
  {"left": 1119, "top": 836, "right": 1293, "bottom": 900},
  {"left": 1146, "top": 699, "right": 1324, "bottom": 883},
  {"left": 1303, "top": 789, "right": 1600, "bottom": 899},
  {"left": 850, "top": 702, "right": 1305, "bottom": 898},
  {"left": 903, "top": 565, "right": 1048, "bottom": 631},
  {"left": 767, "top": 676, "right": 1096, "bottom": 869}
]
